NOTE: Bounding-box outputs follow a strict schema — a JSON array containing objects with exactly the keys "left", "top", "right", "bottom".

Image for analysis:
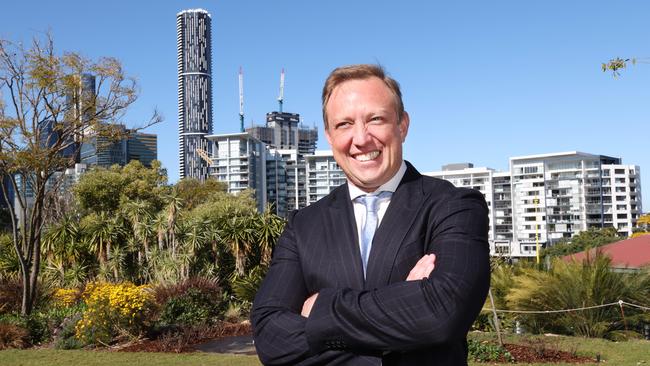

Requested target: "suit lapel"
[
  {"left": 327, "top": 184, "right": 365, "bottom": 289},
  {"left": 365, "top": 163, "right": 427, "bottom": 289}
]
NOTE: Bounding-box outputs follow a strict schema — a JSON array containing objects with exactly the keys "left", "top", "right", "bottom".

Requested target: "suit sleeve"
[
  {"left": 304, "top": 188, "right": 491, "bottom": 354},
  {"left": 250, "top": 211, "right": 312, "bottom": 365},
  {"left": 251, "top": 212, "right": 365, "bottom": 365}
]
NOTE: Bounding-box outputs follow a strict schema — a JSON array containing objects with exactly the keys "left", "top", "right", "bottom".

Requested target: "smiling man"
[{"left": 251, "top": 64, "right": 490, "bottom": 365}]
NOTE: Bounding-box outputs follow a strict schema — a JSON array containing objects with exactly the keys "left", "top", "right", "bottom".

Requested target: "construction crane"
[
  {"left": 239, "top": 66, "right": 244, "bottom": 132},
  {"left": 195, "top": 148, "right": 212, "bottom": 164},
  {"left": 278, "top": 68, "right": 285, "bottom": 113}
]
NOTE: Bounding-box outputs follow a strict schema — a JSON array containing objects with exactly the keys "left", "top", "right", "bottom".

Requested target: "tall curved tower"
[{"left": 177, "top": 8, "right": 213, "bottom": 180}]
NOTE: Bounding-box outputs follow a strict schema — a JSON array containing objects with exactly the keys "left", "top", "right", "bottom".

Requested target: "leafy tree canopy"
[
  {"left": 542, "top": 227, "right": 621, "bottom": 258},
  {"left": 74, "top": 160, "right": 168, "bottom": 215},
  {"left": 174, "top": 178, "right": 227, "bottom": 212}
]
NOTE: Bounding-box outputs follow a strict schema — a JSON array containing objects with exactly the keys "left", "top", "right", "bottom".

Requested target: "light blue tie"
[{"left": 356, "top": 191, "right": 392, "bottom": 277}]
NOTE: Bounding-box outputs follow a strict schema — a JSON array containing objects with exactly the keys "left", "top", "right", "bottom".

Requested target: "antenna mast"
[
  {"left": 239, "top": 66, "right": 244, "bottom": 132},
  {"left": 278, "top": 68, "right": 285, "bottom": 113}
]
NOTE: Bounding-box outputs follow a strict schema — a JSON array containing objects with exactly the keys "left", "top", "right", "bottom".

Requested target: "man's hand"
[
  {"left": 406, "top": 254, "right": 436, "bottom": 281},
  {"left": 302, "top": 293, "right": 318, "bottom": 317}
]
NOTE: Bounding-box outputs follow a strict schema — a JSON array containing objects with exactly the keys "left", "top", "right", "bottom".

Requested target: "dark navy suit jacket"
[{"left": 252, "top": 162, "right": 490, "bottom": 365}]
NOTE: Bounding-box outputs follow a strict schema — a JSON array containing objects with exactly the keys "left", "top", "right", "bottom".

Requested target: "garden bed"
[
  {"left": 116, "top": 321, "right": 252, "bottom": 353},
  {"left": 503, "top": 343, "right": 594, "bottom": 363}
]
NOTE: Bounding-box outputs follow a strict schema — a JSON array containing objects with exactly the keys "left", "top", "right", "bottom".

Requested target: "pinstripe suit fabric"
[{"left": 252, "top": 162, "right": 491, "bottom": 365}]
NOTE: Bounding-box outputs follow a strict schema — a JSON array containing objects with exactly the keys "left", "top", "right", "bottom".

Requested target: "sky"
[{"left": 1, "top": 0, "right": 649, "bottom": 210}]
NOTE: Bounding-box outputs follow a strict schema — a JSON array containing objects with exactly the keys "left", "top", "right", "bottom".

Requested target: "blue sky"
[{"left": 2, "top": 1, "right": 649, "bottom": 210}]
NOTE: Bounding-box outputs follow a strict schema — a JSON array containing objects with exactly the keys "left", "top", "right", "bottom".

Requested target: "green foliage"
[
  {"left": 0, "top": 234, "right": 20, "bottom": 279},
  {"left": 467, "top": 339, "right": 513, "bottom": 362},
  {"left": 174, "top": 178, "right": 226, "bottom": 212},
  {"left": 158, "top": 288, "right": 219, "bottom": 327},
  {"left": 541, "top": 227, "right": 620, "bottom": 258},
  {"left": 73, "top": 160, "right": 168, "bottom": 216},
  {"left": 506, "top": 253, "right": 650, "bottom": 337},
  {"left": 0, "top": 313, "right": 50, "bottom": 346},
  {"left": 230, "top": 265, "right": 267, "bottom": 304},
  {"left": 153, "top": 277, "right": 222, "bottom": 327},
  {"left": 73, "top": 168, "right": 126, "bottom": 214},
  {"left": 53, "top": 313, "right": 83, "bottom": 350}
]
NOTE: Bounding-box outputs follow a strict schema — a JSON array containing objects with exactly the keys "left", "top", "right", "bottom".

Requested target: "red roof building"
[{"left": 563, "top": 234, "right": 650, "bottom": 271}]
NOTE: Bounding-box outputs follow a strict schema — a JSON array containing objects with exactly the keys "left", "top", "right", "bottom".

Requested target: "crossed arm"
[{"left": 301, "top": 254, "right": 436, "bottom": 317}]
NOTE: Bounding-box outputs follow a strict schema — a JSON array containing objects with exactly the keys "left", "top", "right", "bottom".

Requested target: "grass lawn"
[
  {"left": 1, "top": 334, "right": 647, "bottom": 366},
  {"left": 0, "top": 349, "right": 261, "bottom": 366},
  {"left": 468, "top": 332, "right": 650, "bottom": 366}
]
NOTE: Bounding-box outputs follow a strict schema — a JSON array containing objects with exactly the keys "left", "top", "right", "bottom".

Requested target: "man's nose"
[{"left": 351, "top": 123, "right": 372, "bottom": 146}]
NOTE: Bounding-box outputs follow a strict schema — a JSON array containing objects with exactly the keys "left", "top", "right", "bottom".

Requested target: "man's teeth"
[{"left": 355, "top": 151, "right": 380, "bottom": 161}]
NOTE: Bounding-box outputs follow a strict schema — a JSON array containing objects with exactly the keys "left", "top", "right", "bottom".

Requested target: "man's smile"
[{"left": 352, "top": 150, "right": 381, "bottom": 162}]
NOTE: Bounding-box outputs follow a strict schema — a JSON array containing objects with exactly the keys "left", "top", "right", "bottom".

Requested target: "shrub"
[
  {"left": 54, "top": 313, "right": 84, "bottom": 350},
  {"left": 153, "top": 277, "right": 221, "bottom": 306},
  {"left": 154, "top": 278, "right": 222, "bottom": 327},
  {"left": 159, "top": 288, "right": 219, "bottom": 327},
  {"left": 467, "top": 339, "right": 513, "bottom": 362},
  {"left": 0, "top": 312, "right": 50, "bottom": 345},
  {"left": 230, "top": 265, "right": 266, "bottom": 304},
  {"left": 0, "top": 322, "right": 29, "bottom": 349},
  {"left": 75, "top": 282, "right": 154, "bottom": 345},
  {"left": 506, "top": 253, "right": 650, "bottom": 337},
  {"left": 0, "top": 276, "right": 22, "bottom": 315},
  {"left": 52, "top": 288, "right": 82, "bottom": 308}
]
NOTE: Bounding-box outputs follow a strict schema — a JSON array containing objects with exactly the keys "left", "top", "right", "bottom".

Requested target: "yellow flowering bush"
[
  {"left": 52, "top": 288, "right": 81, "bottom": 307},
  {"left": 75, "top": 282, "right": 154, "bottom": 345}
]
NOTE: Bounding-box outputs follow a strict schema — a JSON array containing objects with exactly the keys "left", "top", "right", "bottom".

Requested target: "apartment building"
[
  {"left": 426, "top": 152, "right": 642, "bottom": 257},
  {"left": 205, "top": 132, "right": 266, "bottom": 212},
  {"left": 306, "top": 151, "right": 346, "bottom": 205}
]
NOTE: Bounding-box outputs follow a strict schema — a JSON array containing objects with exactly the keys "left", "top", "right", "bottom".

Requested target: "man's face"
[{"left": 325, "top": 77, "right": 409, "bottom": 192}]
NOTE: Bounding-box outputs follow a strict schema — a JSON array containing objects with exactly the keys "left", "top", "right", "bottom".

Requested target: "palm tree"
[
  {"left": 506, "top": 253, "right": 650, "bottom": 337},
  {"left": 122, "top": 200, "right": 154, "bottom": 261},
  {"left": 41, "top": 214, "right": 82, "bottom": 273},
  {"left": 255, "top": 206, "right": 286, "bottom": 266},
  {"left": 82, "top": 212, "right": 126, "bottom": 280},
  {"left": 163, "top": 193, "right": 183, "bottom": 258},
  {"left": 221, "top": 215, "right": 256, "bottom": 276}
]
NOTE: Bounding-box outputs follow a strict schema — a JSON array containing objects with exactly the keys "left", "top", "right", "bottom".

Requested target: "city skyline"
[{"left": 1, "top": 0, "right": 649, "bottom": 209}]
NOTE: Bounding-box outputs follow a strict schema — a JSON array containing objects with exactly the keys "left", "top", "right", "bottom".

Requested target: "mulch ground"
[
  {"left": 503, "top": 343, "right": 595, "bottom": 363},
  {"left": 116, "top": 321, "right": 252, "bottom": 353}
]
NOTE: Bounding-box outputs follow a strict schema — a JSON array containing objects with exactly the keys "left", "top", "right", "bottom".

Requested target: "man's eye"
[
  {"left": 369, "top": 116, "right": 383, "bottom": 123},
  {"left": 335, "top": 121, "right": 351, "bottom": 129}
]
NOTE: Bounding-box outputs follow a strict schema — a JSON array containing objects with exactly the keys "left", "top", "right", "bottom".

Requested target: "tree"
[
  {"left": 174, "top": 177, "right": 226, "bottom": 211},
  {"left": 0, "top": 33, "right": 160, "bottom": 314},
  {"left": 541, "top": 227, "right": 620, "bottom": 258},
  {"left": 602, "top": 57, "right": 650, "bottom": 77},
  {"left": 631, "top": 213, "right": 650, "bottom": 238}
]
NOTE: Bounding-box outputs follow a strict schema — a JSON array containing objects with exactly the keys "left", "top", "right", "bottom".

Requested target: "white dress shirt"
[{"left": 347, "top": 161, "right": 407, "bottom": 248}]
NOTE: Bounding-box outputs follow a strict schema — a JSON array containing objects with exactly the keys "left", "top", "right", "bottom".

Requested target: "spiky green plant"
[{"left": 506, "top": 252, "right": 650, "bottom": 337}]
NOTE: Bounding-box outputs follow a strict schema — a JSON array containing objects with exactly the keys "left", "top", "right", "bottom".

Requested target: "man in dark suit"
[{"left": 251, "top": 64, "right": 490, "bottom": 365}]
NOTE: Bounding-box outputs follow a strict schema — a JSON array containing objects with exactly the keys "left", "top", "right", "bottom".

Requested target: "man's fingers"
[{"left": 406, "top": 254, "right": 436, "bottom": 281}]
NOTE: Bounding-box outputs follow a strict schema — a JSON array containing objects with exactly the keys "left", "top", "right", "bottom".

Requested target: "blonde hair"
[{"left": 321, "top": 64, "right": 404, "bottom": 129}]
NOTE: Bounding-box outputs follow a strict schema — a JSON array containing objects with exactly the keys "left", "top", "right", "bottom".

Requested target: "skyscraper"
[
  {"left": 246, "top": 111, "right": 318, "bottom": 155},
  {"left": 177, "top": 8, "right": 213, "bottom": 180}
]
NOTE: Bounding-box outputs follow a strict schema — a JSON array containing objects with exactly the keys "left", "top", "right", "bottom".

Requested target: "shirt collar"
[{"left": 348, "top": 160, "right": 407, "bottom": 201}]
